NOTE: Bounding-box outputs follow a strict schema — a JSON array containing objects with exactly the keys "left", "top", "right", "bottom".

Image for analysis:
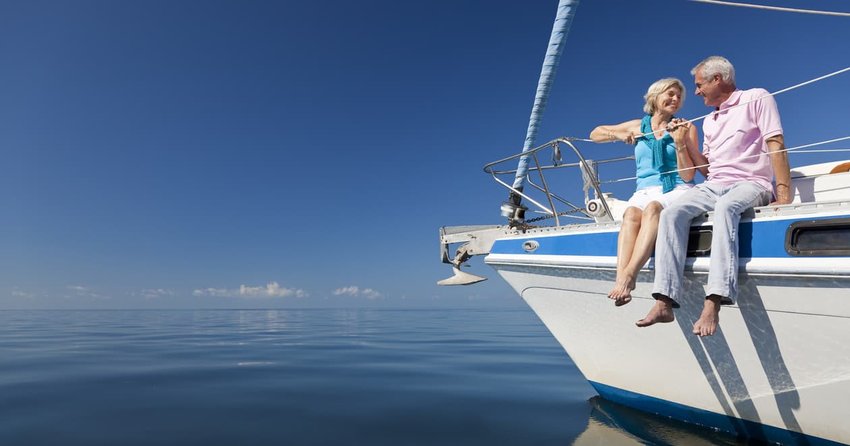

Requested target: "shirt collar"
[{"left": 716, "top": 89, "right": 743, "bottom": 110}]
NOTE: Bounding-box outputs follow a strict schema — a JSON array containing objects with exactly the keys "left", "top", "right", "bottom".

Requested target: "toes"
[
  {"left": 693, "top": 323, "right": 715, "bottom": 337},
  {"left": 614, "top": 296, "right": 632, "bottom": 307}
]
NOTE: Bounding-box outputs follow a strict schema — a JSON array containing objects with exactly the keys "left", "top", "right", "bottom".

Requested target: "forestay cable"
[{"left": 690, "top": 0, "right": 850, "bottom": 18}]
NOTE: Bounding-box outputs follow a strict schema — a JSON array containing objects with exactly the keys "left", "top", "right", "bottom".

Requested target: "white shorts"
[{"left": 625, "top": 184, "right": 693, "bottom": 211}]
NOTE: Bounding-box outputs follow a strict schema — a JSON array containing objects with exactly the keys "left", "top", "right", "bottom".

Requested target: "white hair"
[
  {"left": 691, "top": 56, "right": 736, "bottom": 86},
  {"left": 643, "top": 78, "right": 686, "bottom": 115}
]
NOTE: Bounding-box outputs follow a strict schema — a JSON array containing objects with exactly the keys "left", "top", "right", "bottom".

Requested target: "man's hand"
[
  {"left": 769, "top": 184, "right": 792, "bottom": 206},
  {"left": 668, "top": 118, "right": 691, "bottom": 146}
]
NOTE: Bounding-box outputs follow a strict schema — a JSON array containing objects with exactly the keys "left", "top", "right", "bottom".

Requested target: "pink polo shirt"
[{"left": 702, "top": 88, "right": 783, "bottom": 192}]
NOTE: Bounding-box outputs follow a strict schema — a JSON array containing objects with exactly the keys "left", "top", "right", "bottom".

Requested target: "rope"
[
  {"left": 611, "top": 135, "right": 850, "bottom": 182},
  {"left": 637, "top": 65, "right": 850, "bottom": 140},
  {"left": 552, "top": 68, "right": 850, "bottom": 183},
  {"left": 690, "top": 0, "right": 850, "bottom": 18},
  {"left": 574, "top": 65, "right": 850, "bottom": 144},
  {"left": 785, "top": 149, "right": 850, "bottom": 154},
  {"left": 782, "top": 136, "right": 850, "bottom": 152}
]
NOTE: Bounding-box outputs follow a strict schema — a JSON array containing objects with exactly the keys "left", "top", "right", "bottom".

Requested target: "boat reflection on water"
[{"left": 574, "top": 397, "right": 746, "bottom": 446}]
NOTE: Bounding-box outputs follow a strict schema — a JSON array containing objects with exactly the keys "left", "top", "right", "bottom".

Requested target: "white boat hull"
[{"left": 485, "top": 204, "right": 850, "bottom": 445}]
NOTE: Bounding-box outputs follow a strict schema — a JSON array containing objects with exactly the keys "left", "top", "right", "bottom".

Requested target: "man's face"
[{"left": 694, "top": 71, "right": 722, "bottom": 108}]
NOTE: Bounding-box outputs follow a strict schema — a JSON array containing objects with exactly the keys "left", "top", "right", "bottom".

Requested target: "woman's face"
[{"left": 655, "top": 87, "right": 683, "bottom": 115}]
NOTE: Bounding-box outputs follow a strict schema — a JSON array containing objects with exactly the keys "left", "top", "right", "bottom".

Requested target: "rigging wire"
[
  {"left": 690, "top": 0, "right": 850, "bottom": 18},
  {"left": 687, "top": 66, "right": 850, "bottom": 130},
  {"left": 606, "top": 136, "right": 850, "bottom": 183},
  {"left": 575, "top": 65, "right": 850, "bottom": 144},
  {"left": 525, "top": 64, "right": 850, "bottom": 188},
  {"left": 521, "top": 65, "right": 850, "bottom": 187},
  {"left": 500, "top": 3, "right": 850, "bottom": 211},
  {"left": 642, "top": 66, "right": 850, "bottom": 141}
]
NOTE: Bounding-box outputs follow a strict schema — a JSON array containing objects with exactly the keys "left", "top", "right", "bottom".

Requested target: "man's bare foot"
[
  {"left": 608, "top": 274, "right": 636, "bottom": 306},
  {"left": 636, "top": 297, "right": 675, "bottom": 327},
  {"left": 693, "top": 295, "right": 722, "bottom": 336}
]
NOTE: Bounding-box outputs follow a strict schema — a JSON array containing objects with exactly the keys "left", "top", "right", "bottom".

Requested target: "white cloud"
[
  {"left": 332, "top": 286, "right": 359, "bottom": 296},
  {"left": 239, "top": 282, "right": 306, "bottom": 298},
  {"left": 193, "top": 287, "right": 231, "bottom": 297},
  {"left": 332, "top": 286, "right": 382, "bottom": 300},
  {"left": 136, "top": 288, "right": 175, "bottom": 300},
  {"left": 66, "top": 285, "right": 108, "bottom": 300},
  {"left": 193, "top": 282, "right": 307, "bottom": 299},
  {"left": 11, "top": 289, "right": 34, "bottom": 299}
]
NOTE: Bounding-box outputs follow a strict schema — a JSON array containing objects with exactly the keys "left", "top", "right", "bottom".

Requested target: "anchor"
[
  {"left": 437, "top": 244, "right": 487, "bottom": 286},
  {"left": 437, "top": 225, "right": 505, "bottom": 286}
]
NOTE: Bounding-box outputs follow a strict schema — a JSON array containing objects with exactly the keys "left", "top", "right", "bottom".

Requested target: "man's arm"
[{"left": 766, "top": 134, "right": 792, "bottom": 205}]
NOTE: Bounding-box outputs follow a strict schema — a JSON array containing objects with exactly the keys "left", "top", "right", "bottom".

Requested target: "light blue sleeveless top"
[{"left": 634, "top": 115, "right": 693, "bottom": 191}]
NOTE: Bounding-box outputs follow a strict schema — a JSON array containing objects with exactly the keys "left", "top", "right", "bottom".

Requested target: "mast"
[{"left": 504, "top": 0, "right": 580, "bottom": 224}]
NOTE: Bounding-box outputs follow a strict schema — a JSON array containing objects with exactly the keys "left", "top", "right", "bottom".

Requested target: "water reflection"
[{"left": 574, "top": 397, "right": 746, "bottom": 445}]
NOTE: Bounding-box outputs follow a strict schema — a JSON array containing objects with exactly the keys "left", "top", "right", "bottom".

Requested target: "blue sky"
[{"left": 3, "top": 0, "right": 849, "bottom": 309}]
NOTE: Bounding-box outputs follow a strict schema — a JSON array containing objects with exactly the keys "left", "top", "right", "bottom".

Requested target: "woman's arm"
[
  {"left": 589, "top": 119, "right": 642, "bottom": 144},
  {"left": 670, "top": 121, "right": 703, "bottom": 182},
  {"left": 685, "top": 125, "right": 709, "bottom": 177}
]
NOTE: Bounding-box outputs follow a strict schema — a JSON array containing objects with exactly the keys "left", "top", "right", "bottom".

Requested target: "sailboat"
[{"left": 438, "top": 1, "right": 850, "bottom": 445}]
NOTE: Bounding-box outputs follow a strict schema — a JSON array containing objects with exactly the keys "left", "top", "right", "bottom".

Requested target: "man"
[{"left": 636, "top": 56, "right": 792, "bottom": 336}]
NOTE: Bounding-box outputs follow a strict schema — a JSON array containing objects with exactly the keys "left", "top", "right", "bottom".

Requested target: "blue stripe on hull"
[
  {"left": 491, "top": 215, "right": 845, "bottom": 258},
  {"left": 589, "top": 381, "right": 844, "bottom": 445}
]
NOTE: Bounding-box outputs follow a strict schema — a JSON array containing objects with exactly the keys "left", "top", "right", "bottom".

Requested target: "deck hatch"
[{"left": 786, "top": 217, "right": 850, "bottom": 256}]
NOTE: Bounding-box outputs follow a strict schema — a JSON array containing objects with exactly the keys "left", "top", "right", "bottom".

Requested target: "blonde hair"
[{"left": 643, "top": 78, "right": 686, "bottom": 115}]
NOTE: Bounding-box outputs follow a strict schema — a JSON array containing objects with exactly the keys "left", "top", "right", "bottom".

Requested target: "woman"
[{"left": 589, "top": 78, "right": 706, "bottom": 306}]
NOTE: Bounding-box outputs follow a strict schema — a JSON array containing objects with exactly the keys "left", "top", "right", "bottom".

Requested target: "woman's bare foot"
[
  {"left": 608, "top": 274, "right": 636, "bottom": 306},
  {"left": 636, "top": 297, "right": 675, "bottom": 327},
  {"left": 693, "top": 295, "right": 722, "bottom": 336}
]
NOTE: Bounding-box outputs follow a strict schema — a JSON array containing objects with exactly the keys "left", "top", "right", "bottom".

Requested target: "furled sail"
[{"left": 506, "top": 0, "right": 580, "bottom": 221}]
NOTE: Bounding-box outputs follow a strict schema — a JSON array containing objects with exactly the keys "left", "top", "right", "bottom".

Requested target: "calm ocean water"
[{"left": 0, "top": 309, "right": 745, "bottom": 445}]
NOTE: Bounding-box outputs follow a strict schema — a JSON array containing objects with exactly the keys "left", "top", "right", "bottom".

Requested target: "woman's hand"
[
  {"left": 623, "top": 128, "right": 641, "bottom": 145},
  {"left": 589, "top": 120, "right": 642, "bottom": 144}
]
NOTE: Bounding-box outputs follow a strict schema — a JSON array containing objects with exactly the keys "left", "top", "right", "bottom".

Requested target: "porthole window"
[
  {"left": 786, "top": 218, "right": 850, "bottom": 256},
  {"left": 687, "top": 227, "right": 712, "bottom": 257}
]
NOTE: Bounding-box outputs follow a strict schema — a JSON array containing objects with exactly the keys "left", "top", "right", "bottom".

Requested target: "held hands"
[{"left": 667, "top": 118, "right": 690, "bottom": 144}]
